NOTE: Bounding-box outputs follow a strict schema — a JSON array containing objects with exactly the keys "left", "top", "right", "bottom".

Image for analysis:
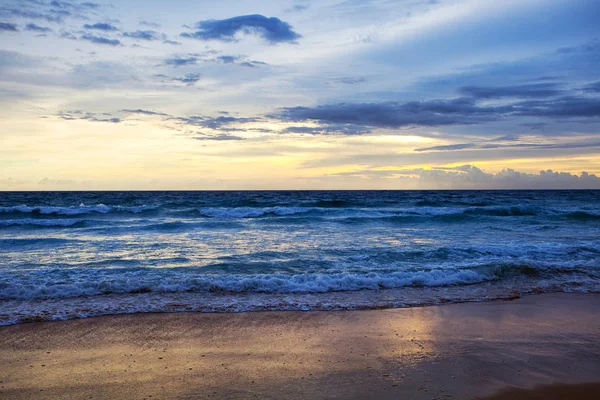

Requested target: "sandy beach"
[{"left": 1, "top": 293, "right": 600, "bottom": 399}]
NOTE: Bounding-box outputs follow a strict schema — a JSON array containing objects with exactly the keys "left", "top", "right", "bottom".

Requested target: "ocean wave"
[
  {"left": 0, "top": 269, "right": 490, "bottom": 300},
  {"left": 198, "top": 206, "right": 315, "bottom": 218},
  {"left": 565, "top": 211, "right": 600, "bottom": 221},
  {"left": 0, "top": 219, "right": 87, "bottom": 228},
  {"left": 3, "top": 261, "right": 596, "bottom": 301},
  {"left": 0, "top": 204, "right": 158, "bottom": 216}
]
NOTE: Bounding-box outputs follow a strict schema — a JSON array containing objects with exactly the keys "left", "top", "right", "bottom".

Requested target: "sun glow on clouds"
[{"left": 0, "top": 0, "right": 599, "bottom": 189}]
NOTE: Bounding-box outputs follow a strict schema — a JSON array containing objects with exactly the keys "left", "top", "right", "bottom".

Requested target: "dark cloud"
[
  {"left": 180, "top": 14, "right": 301, "bottom": 44},
  {"left": 80, "top": 33, "right": 121, "bottom": 46},
  {"left": 83, "top": 23, "right": 118, "bottom": 31},
  {"left": 274, "top": 87, "right": 600, "bottom": 133},
  {"left": 275, "top": 97, "right": 498, "bottom": 129},
  {"left": 0, "top": 22, "right": 18, "bottom": 32},
  {"left": 516, "top": 96, "right": 600, "bottom": 118},
  {"left": 163, "top": 39, "right": 180, "bottom": 45},
  {"left": 459, "top": 83, "right": 564, "bottom": 99},
  {"left": 583, "top": 81, "right": 600, "bottom": 93},
  {"left": 25, "top": 23, "right": 52, "bottom": 32},
  {"left": 123, "top": 30, "right": 165, "bottom": 41}
]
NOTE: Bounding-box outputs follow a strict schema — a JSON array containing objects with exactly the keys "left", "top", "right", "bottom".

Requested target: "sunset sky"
[{"left": 1, "top": 0, "right": 600, "bottom": 190}]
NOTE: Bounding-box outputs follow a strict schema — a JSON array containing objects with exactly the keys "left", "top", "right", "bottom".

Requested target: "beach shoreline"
[{"left": 1, "top": 293, "right": 600, "bottom": 399}]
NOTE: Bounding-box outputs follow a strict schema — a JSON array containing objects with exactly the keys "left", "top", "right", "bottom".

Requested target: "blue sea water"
[{"left": 1, "top": 190, "right": 599, "bottom": 324}]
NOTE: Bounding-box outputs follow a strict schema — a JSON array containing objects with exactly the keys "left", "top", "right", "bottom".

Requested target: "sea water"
[{"left": 1, "top": 190, "right": 599, "bottom": 324}]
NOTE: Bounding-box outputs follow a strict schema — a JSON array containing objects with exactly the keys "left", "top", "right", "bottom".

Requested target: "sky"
[{"left": 1, "top": 0, "right": 600, "bottom": 190}]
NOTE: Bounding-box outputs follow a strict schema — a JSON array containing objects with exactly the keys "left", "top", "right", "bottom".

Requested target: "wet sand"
[{"left": 1, "top": 293, "right": 599, "bottom": 399}]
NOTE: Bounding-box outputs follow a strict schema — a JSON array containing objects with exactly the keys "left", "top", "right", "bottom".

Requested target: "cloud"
[
  {"left": 140, "top": 20, "right": 160, "bottom": 28},
  {"left": 83, "top": 23, "right": 118, "bottom": 31},
  {"left": 180, "top": 14, "right": 301, "bottom": 44},
  {"left": 0, "top": 22, "right": 18, "bottom": 32},
  {"left": 58, "top": 110, "right": 121, "bottom": 123},
  {"left": 177, "top": 115, "right": 259, "bottom": 130},
  {"left": 80, "top": 34, "right": 121, "bottom": 46},
  {"left": 120, "top": 109, "right": 168, "bottom": 116},
  {"left": 0, "top": 7, "right": 63, "bottom": 23},
  {"left": 195, "top": 134, "right": 245, "bottom": 141},
  {"left": 238, "top": 60, "right": 267, "bottom": 68},
  {"left": 459, "top": 83, "right": 564, "bottom": 99},
  {"left": 171, "top": 72, "right": 201, "bottom": 85},
  {"left": 163, "top": 55, "right": 200, "bottom": 66},
  {"left": 162, "top": 52, "right": 267, "bottom": 68},
  {"left": 1, "top": 0, "right": 102, "bottom": 25},
  {"left": 275, "top": 97, "right": 498, "bottom": 129},
  {"left": 515, "top": 96, "right": 600, "bottom": 118},
  {"left": 414, "top": 143, "right": 476, "bottom": 152},
  {"left": 329, "top": 165, "right": 600, "bottom": 189},
  {"left": 329, "top": 77, "right": 367, "bottom": 85},
  {"left": 51, "top": 1, "right": 100, "bottom": 10},
  {"left": 283, "top": 124, "right": 372, "bottom": 135},
  {"left": 414, "top": 138, "right": 600, "bottom": 153},
  {"left": 274, "top": 86, "right": 600, "bottom": 133},
  {"left": 217, "top": 55, "right": 240, "bottom": 64},
  {"left": 123, "top": 30, "right": 165, "bottom": 41},
  {"left": 24, "top": 23, "right": 52, "bottom": 32},
  {"left": 583, "top": 81, "right": 600, "bottom": 93}
]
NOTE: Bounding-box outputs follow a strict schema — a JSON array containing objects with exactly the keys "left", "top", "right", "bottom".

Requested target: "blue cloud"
[
  {"left": 140, "top": 20, "right": 160, "bottom": 28},
  {"left": 123, "top": 30, "right": 165, "bottom": 41},
  {"left": 25, "top": 23, "right": 52, "bottom": 32},
  {"left": 275, "top": 90, "right": 600, "bottom": 132},
  {"left": 171, "top": 73, "right": 201, "bottom": 85},
  {"left": 83, "top": 23, "right": 118, "bottom": 31},
  {"left": 58, "top": 111, "right": 121, "bottom": 123},
  {"left": 195, "top": 134, "right": 245, "bottom": 141},
  {"left": 217, "top": 55, "right": 239, "bottom": 64},
  {"left": 164, "top": 55, "right": 198, "bottom": 66},
  {"left": 0, "top": 22, "right": 18, "bottom": 32},
  {"left": 459, "top": 83, "right": 564, "bottom": 99},
  {"left": 51, "top": 1, "right": 100, "bottom": 9},
  {"left": 80, "top": 34, "right": 121, "bottom": 46},
  {"left": 583, "top": 81, "right": 600, "bottom": 93},
  {"left": 120, "top": 109, "right": 168, "bottom": 116},
  {"left": 181, "top": 14, "right": 301, "bottom": 44}
]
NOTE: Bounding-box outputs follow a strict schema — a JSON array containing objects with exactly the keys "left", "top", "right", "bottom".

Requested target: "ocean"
[{"left": 1, "top": 190, "right": 599, "bottom": 325}]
